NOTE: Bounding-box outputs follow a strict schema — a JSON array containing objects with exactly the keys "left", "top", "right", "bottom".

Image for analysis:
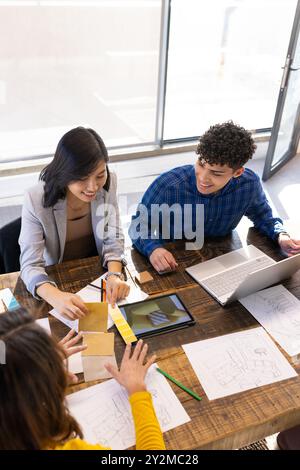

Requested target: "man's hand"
[
  {"left": 149, "top": 247, "right": 178, "bottom": 273},
  {"left": 278, "top": 234, "right": 300, "bottom": 257}
]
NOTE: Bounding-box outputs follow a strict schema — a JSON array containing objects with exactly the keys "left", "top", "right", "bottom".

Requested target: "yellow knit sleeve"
[
  {"left": 129, "top": 391, "right": 166, "bottom": 450},
  {"left": 54, "top": 438, "right": 110, "bottom": 450}
]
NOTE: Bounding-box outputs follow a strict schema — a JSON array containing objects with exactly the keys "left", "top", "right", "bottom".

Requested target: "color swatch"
[{"left": 109, "top": 305, "right": 137, "bottom": 344}]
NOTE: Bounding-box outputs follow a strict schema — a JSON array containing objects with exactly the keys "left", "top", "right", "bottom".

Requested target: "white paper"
[
  {"left": 66, "top": 363, "right": 190, "bottom": 449},
  {"left": 118, "top": 276, "right": 148, "bottom": 306},
  {"left": 49, "top": 308, "right": 80, "bottom": 331},
  {"left": 68, "top": 351, "right": 83, "bottom": 375},
  {"left": 240, "top": 285, "right": 300, "bottom": 357},
  {"left": 35, "top": 317, "right": 51, "bottom": 334},
  {"left": 183, "top": 327, "right": 297, "bottom": 400},
  {"left": 49, "top": 273, "right": 148, "bottom": 331}
]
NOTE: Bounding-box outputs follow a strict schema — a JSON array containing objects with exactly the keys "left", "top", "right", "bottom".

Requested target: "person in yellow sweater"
[{"left": 0, "top": 308, "right": 166, "bottom": 450}]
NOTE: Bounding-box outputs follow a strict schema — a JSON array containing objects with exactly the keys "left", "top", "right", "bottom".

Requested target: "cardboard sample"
[
  {"left": 82, "top": 332, "right": 115, "bottom": 356},
  {"left": 79, "top": 302, "right": 108, "bottom": 332},
  {"left": 135, "top": 271, "right": 154, "bottom": 284}
]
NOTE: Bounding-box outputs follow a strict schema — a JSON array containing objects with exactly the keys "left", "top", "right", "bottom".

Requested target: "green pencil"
[{"left": 156, "top": 367, "right": 202, "bottom": 401}]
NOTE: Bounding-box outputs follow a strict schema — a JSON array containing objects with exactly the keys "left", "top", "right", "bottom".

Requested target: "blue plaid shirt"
[{"left": 129, "top": 165, "right": 284, "bottom": 257}]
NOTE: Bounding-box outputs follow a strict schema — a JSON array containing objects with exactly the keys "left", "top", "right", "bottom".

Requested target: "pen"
[
  {"left": 156, "top": 367, "right": 202, "bottom": 401},
  {"left": 87, "top": 283, "right": 106, "bottom": 292},
  {"left": 121, "top": 255, "right": 138, "bottom": 287},
  {"left": 125, "top": 265, "right": 138, "bottom": 287},
  {"left": 87, "top": 281, "right": 107, "bottom": 302}
]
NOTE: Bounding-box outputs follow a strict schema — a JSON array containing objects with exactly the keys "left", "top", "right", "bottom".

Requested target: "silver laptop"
[{"left": 186, "top": 245, "right": 300, "bottom": 306}]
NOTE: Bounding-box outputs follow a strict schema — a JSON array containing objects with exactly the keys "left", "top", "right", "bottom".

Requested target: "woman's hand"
[
  {"left": 59, "top": 328, "right": 87, "bottom": 357},
  {"left": 105, "top": 340, "right": 156, "bottom": 396},
  {"left": 36, "top": 284, "right": 88, "bottom": 319},
  {"left": 59, "top": 329, "right": 87, "bottom": 384},
  {"left": 106, "top": 276, "right": 130, "bottom": 307},
  {"left": 51, "top": 291, "right": 88, "bottom": 319}
]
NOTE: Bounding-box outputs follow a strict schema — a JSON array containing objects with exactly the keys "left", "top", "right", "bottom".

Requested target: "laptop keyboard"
[{"left": 202, "top": 256, "right": 275, "bottom": 297}]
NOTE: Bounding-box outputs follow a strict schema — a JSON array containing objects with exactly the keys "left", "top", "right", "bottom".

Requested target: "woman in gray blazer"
[{"left": 19, "top": 127, "right": 129, "bottom": 319}]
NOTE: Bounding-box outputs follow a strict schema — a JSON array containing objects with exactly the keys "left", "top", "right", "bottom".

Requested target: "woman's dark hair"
[
  {"left": 0, "top": 308, "right": 82, "bottom": 449},
  {"left": 196, "top": 121, "right": 257, "bottom": 169},
  {"left": 40, "top": 127, "right": 110, "bottom": 207}
]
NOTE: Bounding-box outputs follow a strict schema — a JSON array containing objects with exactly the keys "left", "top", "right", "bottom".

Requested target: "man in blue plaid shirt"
[{"left": 129, "top": 122, "right": 300, "bottom": 273}]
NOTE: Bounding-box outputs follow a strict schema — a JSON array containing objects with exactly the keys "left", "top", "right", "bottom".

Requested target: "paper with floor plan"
[
  {"left": 66, "top": 363, "right": 190, "bottom": 450},
  {"left": 182, "top": 327, "right": 297, "bottom": 400},
  {"left": 49, "top": 273, "right": 147, "bottom": 331},
  {"left": 239, "top": 285, "right": 300, "bottom": 357}
]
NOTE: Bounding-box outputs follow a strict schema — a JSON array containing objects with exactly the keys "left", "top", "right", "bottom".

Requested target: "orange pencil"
[{"left": 102, "top": 279, "right": 107, "bottom": 302}]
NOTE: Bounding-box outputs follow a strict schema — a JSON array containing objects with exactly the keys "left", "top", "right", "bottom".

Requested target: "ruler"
[{"left": 109, "top": 305, "right": 137, "bottom": 345}]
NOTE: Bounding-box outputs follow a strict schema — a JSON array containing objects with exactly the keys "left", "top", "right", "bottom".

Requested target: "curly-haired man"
[{"left": 129, "top": 121, "right": 300, "bottom": 273}]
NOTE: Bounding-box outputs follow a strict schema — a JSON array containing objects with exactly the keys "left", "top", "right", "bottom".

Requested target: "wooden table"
[{"left": 1, "top": 228, "right": 300, "bottom": 450}]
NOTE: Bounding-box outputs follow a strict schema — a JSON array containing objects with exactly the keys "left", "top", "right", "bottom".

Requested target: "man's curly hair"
[{"left": 196, "top": 121, "right": 257, "bottom": 169}]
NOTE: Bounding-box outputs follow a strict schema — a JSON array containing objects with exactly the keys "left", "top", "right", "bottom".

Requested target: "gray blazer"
[{"left": 19, "top": 171, "right": 124, "bottom": 297}]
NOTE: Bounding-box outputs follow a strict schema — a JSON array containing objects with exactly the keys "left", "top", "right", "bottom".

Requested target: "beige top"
[
  {"left": 19, "top": 172, "right": 124, "bottom": 298},
  {"left": 63, "top": 209, "right": 97, "bottom": 262}
]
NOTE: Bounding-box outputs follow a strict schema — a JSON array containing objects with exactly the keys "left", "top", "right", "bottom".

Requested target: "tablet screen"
[{"left": 118, "top": 294, "right": 194, "bottom": 338}]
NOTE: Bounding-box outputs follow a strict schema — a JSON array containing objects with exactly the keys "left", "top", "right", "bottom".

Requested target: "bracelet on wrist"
[{"left": 105, "top": 271, "right": 125, "bottom": 281}]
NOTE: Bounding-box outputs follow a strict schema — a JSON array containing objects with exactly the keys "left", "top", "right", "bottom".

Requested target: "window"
[
  {"left": 164, "top": 0, "right": 297, "bottom": 140},
  {"left": 0, "top": 0, "right": 298, "bottom": 162},
  {"left": 0, "top": 0, "right": 161, "bottom": 161}
]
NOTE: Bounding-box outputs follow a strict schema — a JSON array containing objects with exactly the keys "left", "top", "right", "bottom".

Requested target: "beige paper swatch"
[
  {"left": 82, "top": 355, "right": 117, "bottom": 382},
  {"left": 79, "top": 302, "right": 108, "bottom": 332},
  {"left": 82, "top": 332, "right": 115, "bottom": 356}
]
